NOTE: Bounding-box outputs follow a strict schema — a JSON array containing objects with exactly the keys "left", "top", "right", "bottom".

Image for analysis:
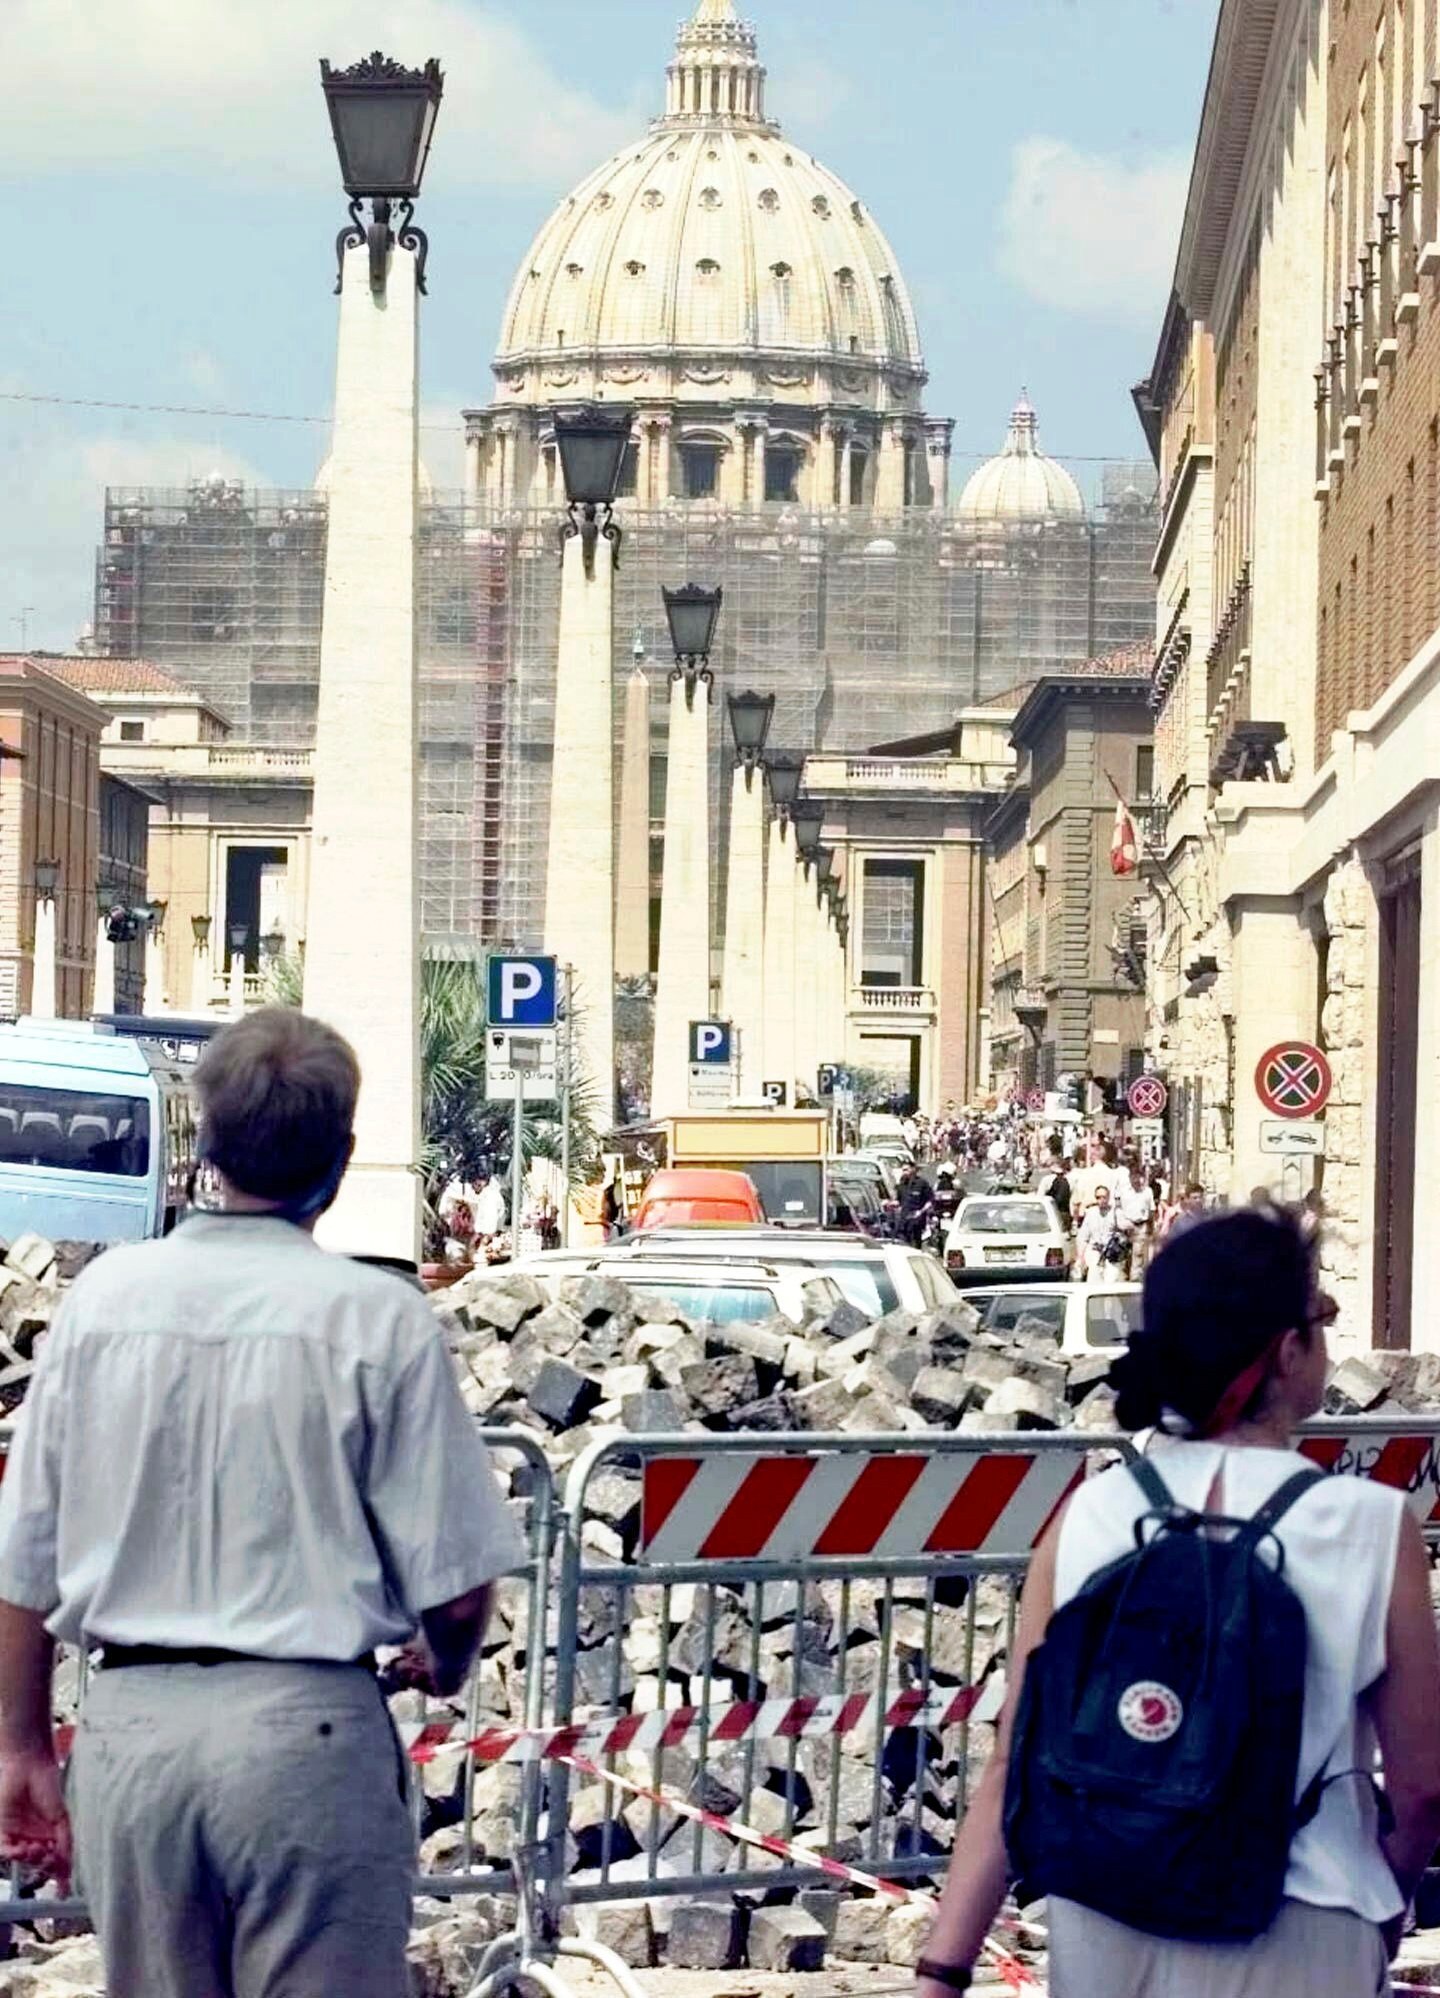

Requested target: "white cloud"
[
  {"left": 998, "top": 137, "right": 1189, "bottom": 319},
  {"left": 0, "top": 0, "right": 632, "bottom": 189}
]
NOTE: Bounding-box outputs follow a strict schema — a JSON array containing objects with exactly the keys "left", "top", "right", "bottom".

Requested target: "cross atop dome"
[{"left": 663, "top": 0, "right": 771, "bottom": 128}]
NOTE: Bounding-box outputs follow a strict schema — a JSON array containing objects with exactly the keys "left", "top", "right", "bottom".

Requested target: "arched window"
[{"left": 766, "top": 441, "right": 803, "bottom": 504}]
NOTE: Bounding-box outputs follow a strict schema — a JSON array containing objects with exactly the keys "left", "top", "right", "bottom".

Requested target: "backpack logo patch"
[{"left": 1117, "top": 1681, "right": 1184, "bottom": 1744}]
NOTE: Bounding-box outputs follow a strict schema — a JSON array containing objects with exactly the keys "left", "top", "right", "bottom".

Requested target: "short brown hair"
[{"left": 195, "top": 1008, "right": 359, "bottom": 1201}]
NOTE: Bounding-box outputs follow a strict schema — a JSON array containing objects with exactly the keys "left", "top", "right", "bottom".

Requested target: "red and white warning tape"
[
  {"left": 554, "top": 1751, "right": 1041, "bottom": 1993},
  {"left": 402, "top": 1681, "right": 1006, "bottom": 1766}
]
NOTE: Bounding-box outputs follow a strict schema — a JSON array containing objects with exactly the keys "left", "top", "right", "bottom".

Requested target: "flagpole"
[{"left": 1102, "top": 768, "right": 1194, "bottom": 926}]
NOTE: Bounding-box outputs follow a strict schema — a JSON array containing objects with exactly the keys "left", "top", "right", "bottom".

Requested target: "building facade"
[
  {"left": 803, "top": 710, "right": 1015, "bottom": 1113},
  {"left": 0, "top": 661, "right": 109, "bottom": 1020},
  {"left": 1138, "top": 0, "right": 1440, "bottom": 1350},
  {"left": 988, "top": 654, "right": 1154, "bottom": 1101}
]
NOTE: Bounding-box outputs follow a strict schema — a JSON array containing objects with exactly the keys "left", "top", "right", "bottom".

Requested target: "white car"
[
  {"left": 622, "top": 1227, "right": 961, "bottom": 1319},
  {"left": 477, "top": 1251, "right": 845, "bottom": 1327},
  {"left": 944, "top": 1194, "right": 1071, "bottom": 1282},
  {"left": 956, "top": 1281, "right": 1142, "bottom": 1358}
]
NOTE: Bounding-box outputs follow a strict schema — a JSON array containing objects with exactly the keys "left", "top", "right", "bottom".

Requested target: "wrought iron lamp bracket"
[
  {"left": 334, "top": 196, "right": 429, "bottom": 296},
  {"left": 560, "top": 502, "right": 623, "bottom": 577},
  {"left": 669, "top": 660, "right": 714, "bottom": 707}
]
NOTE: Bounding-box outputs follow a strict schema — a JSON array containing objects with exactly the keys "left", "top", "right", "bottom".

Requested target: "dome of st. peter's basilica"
[{"left": 467, "top": 0, "right": 952, "bottom": 512}]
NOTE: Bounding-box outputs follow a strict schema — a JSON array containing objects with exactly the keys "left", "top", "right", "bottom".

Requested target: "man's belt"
[{"left": 97, "top": 1644, "right": 377, "bottom": 1673}]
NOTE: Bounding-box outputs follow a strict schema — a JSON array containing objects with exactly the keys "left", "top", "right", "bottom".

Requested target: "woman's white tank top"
[{"left": 1054, "top": 1441, "right": 1406, "bottom": 1923}]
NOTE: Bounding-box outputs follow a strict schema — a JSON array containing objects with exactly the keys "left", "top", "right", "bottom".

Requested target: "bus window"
[{"left": 0, "top": 1088, "right": 151, "bottom": 1177}]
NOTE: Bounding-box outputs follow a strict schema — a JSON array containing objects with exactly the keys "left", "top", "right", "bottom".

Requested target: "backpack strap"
[
  {"left": 1245, "top": 1468, "right": 1327, "bottom": 1541},
  {"left": 1128, "top": 1457, "right": 1177, "bottom": 1513}
]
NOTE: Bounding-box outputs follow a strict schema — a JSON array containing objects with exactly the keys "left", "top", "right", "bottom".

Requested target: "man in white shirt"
[
  {"left": 0, "top": 1008, "right": 524, "bottom": 1998},
  {"left": 1113, "top": 1162, "right": 1158, "bottom": 1275}
]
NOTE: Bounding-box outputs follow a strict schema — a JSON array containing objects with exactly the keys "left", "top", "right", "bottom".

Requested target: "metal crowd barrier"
[
  {"left": 0, "top": 1407, "right": 1433, "bottom": 1944},
  {"left": 0, "top": 1422, "right": 557, "bottom": 1929},
  {"left": 540, "top": 1430, "right": 1127, "bottom": 1919}
]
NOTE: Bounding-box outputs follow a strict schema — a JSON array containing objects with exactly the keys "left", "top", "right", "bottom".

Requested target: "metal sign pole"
[
  {"left": 559, "top": 963, "right": 573, "bottom": 1247},
  {"left": 510, "top": 1084, "right": 524, "bottom": 1263}
]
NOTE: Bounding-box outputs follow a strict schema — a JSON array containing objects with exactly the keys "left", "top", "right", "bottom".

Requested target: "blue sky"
[{"left": 1, "top": 0, "right": 1216, "bottom": 652}]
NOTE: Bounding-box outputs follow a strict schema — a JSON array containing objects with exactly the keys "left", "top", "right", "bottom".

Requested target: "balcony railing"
[{"left": 850, "top": 984, "right": 937, "bottom": 1015}]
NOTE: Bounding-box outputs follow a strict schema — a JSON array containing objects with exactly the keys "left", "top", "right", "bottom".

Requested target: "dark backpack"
[{"left": 1004, "top": 1457, "right": 1326, "bottom": 1943}]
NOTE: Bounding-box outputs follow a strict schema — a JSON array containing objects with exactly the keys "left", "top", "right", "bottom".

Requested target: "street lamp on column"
[
  {"left": 663, "top": 584, "right": 724, "bottom": 695},
  {"left": 32, "top": 861, "right": 59, "bottom": 1022},
  {"left": 34, "top": 861, "right": 59, "bottom": 904},
  {"left": 727, "top": 690, "right": 775, "bottom": 777},
  {"left": 767, "top": 753, "right": 803, "bottom": 820},
  {"left": 321, "top": 52, "right": 444, "bottom": 296},
  {"left": 555, "top": 406, "right": 632, "bottom": 577}
]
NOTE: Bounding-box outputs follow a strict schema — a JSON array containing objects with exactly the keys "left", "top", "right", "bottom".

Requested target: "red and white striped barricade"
[
  {"left": 1298, "top": 1416, "right": 1440, "bottom": 1542},
  {"left": 545, "top": 1430, "right": 1128, "bottom": 1919}
]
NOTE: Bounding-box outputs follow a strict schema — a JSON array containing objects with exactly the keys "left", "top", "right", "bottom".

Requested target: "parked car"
[
  {"left": 943, "top": 1193, "right": 1071, "bottom": 1282},
  {"left": 495, "top": 1250, "right": 842, "bottom": 1327},
  {"left": 826, "top": 1166, "right": 891, "bottom": 1237},
  {"left": 630, "top": 1168, "right": 765, "bottom": 1231},
  {"left": 957, "top": 1281, "right": 1142, "bottom": 1357},
  {"left": 836, "top": 1152, "right": 902, "bottom": 1208},
  {"left": 624, "top": 1227, "right": 961, "bottom": 1318}
]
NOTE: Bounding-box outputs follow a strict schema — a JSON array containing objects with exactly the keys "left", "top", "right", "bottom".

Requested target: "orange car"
[{"left": 629, "top": 1168, "right": 765, "bottom": 1231}]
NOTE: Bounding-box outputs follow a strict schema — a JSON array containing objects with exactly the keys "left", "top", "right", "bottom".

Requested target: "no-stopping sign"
[
  {"left": 1255, "top": 1042, "right": 1332, "bottom": 1120},
  {"left": 1127, "top": 1075, "right": 1168, "bottom": 1120}
]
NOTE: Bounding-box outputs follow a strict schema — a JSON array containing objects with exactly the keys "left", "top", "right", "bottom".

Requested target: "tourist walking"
[
  {"left": 1076, "top": 1181, "right": 1122, "bottom": 1284},
  {"left": 0, "top": 1008, "right": 524, "bottom": 1998},
  {"left": 914, "top": 1206, "right": 1440, "bottom": 1996}
]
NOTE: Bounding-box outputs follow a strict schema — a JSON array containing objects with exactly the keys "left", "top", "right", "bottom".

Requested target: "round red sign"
[
  {"left": 1127, "top": 1075, "right": 1168, "bottom": 1120},
  {"left": 1255, "top": 1042, "right": 1332, "bottom": 1120},
  {"left": 1027, "top": 1087, "right": 1046, "bottom": 1112}
]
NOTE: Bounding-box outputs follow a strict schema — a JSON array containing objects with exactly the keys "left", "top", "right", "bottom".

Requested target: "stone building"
[
  {"left": 26, "top": 656, "right": 311, "bottom": 1012},
  {"left": 0, "top": 660, "right": 109, "bottom": 1020},
  {"left": 1136, "top": 0, "right": 1440, "bottom": 1349},
  {"left": 987, "top": 650, "right": 1154, "bottom": 1101},
  {"left": 802, "top": 710, "right": 1015, "bottom": 1112}
]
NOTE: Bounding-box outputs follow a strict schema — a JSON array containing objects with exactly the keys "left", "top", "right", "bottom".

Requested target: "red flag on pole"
[{"left": 1110, "top": 798, "right": 1139, "bottom": 878}]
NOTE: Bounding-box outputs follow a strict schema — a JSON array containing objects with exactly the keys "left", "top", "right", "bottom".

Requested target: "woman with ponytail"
[{"left": 915, "top": 1206, "right": 1440, "bottom": 1996}]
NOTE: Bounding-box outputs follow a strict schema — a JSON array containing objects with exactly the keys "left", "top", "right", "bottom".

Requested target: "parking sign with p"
[
  {"left": 487, "top": 954, "right": 558, "bottom": 1029},
  {"left": 689, "top": 1021, "right": 733, "bottom": 1066}
]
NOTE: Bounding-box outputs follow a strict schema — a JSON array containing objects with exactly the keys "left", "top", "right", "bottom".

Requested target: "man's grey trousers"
[{"left": 70, "top": 1659, "right": 414, "bottom": 1998}]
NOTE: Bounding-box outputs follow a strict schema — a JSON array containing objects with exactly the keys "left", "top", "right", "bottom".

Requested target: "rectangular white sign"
[
  {"left": 1260, "top": 1119, "right": 1325, "bottom": 1156},
  {"left": 688, "top": 1063, "right": 736, "bottom": 1110}
]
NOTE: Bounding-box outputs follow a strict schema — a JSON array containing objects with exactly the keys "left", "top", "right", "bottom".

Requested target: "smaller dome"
[{"left": 957, "top": 394, "right": 1085, "bottom": 522}]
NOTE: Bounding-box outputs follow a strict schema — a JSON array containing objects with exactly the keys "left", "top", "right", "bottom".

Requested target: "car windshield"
[
  {"left": 978, "top": 1293, "right": 1067, "bottom": 1340},
  {"left": 627, "top": 1279, "right": 781, "bottom": 1325},
  {"left": 0, "top": 1086, "right": 152, "bottom": 1178},
  {"left": 1086, "top": 1292, "right": 1143, "bottom": 1346},
  {"left": 816, "top": 1261, "right": 898, "bottom": 1316},
  {"left": 958, "top": 1201, "right": 1050, "bottom": 1235}
]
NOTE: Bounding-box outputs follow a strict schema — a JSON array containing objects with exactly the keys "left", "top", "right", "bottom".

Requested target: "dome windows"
[
  {"left": 642, "top": 189, "right": 665, "bottom": 210},
  {"left": 594, "top": 192, "right": 615, "bottom": 211},
  {"left": 758, "top": 188, "right": 780, "bottom": 212},
  {"left": 565, "top": 263, "right": 584, "bottom": 278},
  {"left": 624, "top": 260, "right": 646, "bottom": 278},
  {"left": 851, "top": 201, "right": 866, "bottom": 225},
  {"left": 771, "top": 261, "right": 793, "bottom": 280},
  {"left": 835, "top": 266, "right": 856, "bottom": 290},
  {"left": 699, "top": 186, "right": 723, "bottom": 210},
  {"left": 812, "top": 195, "right": 832, "bottom": 219},
  {"left": 696, "top": 258, "right": 721, "bottom": 279}
]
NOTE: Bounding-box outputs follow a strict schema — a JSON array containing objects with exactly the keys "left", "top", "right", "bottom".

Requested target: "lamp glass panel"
[
  {"left": 555, "top": 413, "right": 632, "bottom": 505},
  {"left": 664, "top": 587, "right": 722, "bottom": 660},
  {"left": 330, "top": 92, "right": 427, "bottom": 194},
  {"left": 727, "top": 692, "right": 774, "bottom": 755}
]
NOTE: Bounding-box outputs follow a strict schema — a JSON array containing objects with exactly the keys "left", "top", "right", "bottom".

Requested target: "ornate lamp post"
[
  {"left": 722, "top": 690, "right": 775, "bottom": 1096},
  {"left": 321, "top": 53, "right": 443, "bottom": 295},
  {"left": 305, "top": 50, "right": 442, "bottom": 1260},
  {"left": 31, "top": 861, "right": 59, "bottom": 1021},
  {"left": 542, "top": 403, "right": 636, "bottom": 1126},
  {"left": 789, "top": 801, "right": 826, "bottom": 1099},
  {"left": 652, "top": 584, "right": 724, "bottom": 1115},
  {"left": 190, "top": 913, "right": 214, "bottom": 1014},
  {"left": 760, "top": 755, "right": 804, "bottom": 1102}
]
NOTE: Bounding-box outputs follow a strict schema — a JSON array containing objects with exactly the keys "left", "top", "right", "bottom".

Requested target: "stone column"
[
  {"left": 545, "top": 526, "right": 619, "bottom": 1122},
  {"left": 31, "top": 898, "right": 57, "bottom": 1021},
  {"left": 750, "top": 420, "right": 769, "bottom": 507},
  {"left": 925, "top": 417, "right": 954, "bottom": 511},
  {"left": 651, "top": 670, "right": 712, "bottom": 1117},
  {"left": 722, "top": 762, "right": 766, "bottom": 1098},
  {"left": 190, "top": 935, "right": 214, "bottom": 1014},
  {"left": 645, "top": 414, "right": 674, "bottom": 508},
  {"left": 303, "top": 240, "right": 422, "bottom": 1260},
  {"left": 464, "top": 425, "right": 483, "bottom": 500},
  {"left": 761, "top": 815, "right": 796, "bottom": 1099},
  {"left": 92, "top": 918, "right": 115, "bottom": 1016},
  {"left": 615, "top": 667, "right": 653, "bottom": 981},
  {"left": 228, "top": 946, "right": 247, "bottom": 1019},
  {"left": 791, "top": 859, "right": 819, "bottom": 1101},
  {"left": 143, "top": 924, "right": 167, "bottom": 1014}
]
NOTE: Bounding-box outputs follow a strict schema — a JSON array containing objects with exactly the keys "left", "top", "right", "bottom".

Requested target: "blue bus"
[{"left": 0, "top": 1021, "right": 201, "bottom": 1244}]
